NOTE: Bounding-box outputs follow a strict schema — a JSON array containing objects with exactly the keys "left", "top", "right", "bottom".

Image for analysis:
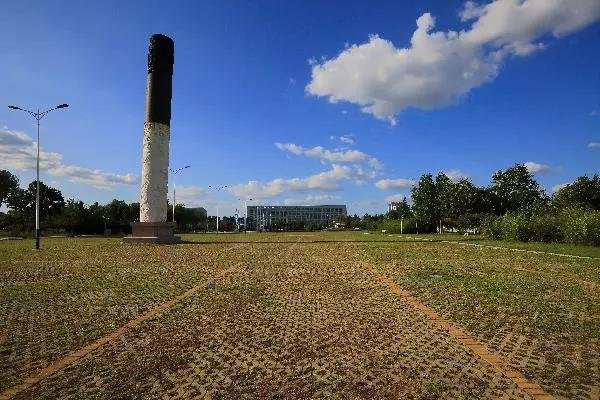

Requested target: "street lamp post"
[
  {"left": 207, "top": 185, "right": 228, "bottom": 233},
  {"left": 238, "top": 197, "right": 253, "bottom": 233},
  {"left": 169, "top": 165, "right": 190, "bottom": 225},
  {"left": 8, "top": 104, "right": 69, "bottom": 250}
]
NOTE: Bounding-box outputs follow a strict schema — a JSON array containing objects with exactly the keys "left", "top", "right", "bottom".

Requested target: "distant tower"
[{"left": 388, "top": 201, "right": 401, "bottom": 213}]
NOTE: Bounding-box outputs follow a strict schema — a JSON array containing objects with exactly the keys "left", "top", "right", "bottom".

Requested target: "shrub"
[
  {"left": 560, "top": 208, "right": 600, "bottom": 246},
  {"left": 483, "top": 208, "right": 600, "bottom": 246},
  {"left": 380, "top": 218, "right": 418, "bottom": 234}
]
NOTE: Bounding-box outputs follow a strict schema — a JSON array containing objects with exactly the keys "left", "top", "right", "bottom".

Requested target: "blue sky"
[{"left": 1, "top": 0, "right": 599, "bottom": 216}]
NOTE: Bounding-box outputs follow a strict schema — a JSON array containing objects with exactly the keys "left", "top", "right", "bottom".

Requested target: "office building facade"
[{"left": 247, "top": 205, "right": 347, "bottom": 230}]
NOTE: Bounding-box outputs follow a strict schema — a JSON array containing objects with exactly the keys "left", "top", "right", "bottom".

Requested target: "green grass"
[
  {"left": 468, "top": 239, "right": 600, "bottom": 258},
  {"left": 0, "top": 237, "right": 238, "bottom": 391},
  {"left": 395, "top": 232, "right": 600, "bottom": 258},
  {"left": 179, "top": 230, "right": 404, "bottom": 242},
  {"left": 362, "top": 239, "right": 600, "bottom": 398},
  {"left": 180, "top": 230, "right": 600, "bottom": 258},
  {"left": 1, "top": 232, "right": 599, "bottom": 399}
]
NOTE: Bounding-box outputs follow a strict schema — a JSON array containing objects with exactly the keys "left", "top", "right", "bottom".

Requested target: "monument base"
[{"left": 124, "top": 222, "right": 181, "bottom": 244}]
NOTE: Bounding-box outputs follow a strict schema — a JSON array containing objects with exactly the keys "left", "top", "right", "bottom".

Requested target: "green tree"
[
  {"left": 398, "top": 198, "right": 412, "bottom": 218},
  {"left": 55, "top": 199, "right": 88, "bottom": 234},
  {"left": 447, "top": 179, "right": 493, "bottom": 217},
  {"left": 88, "top": 202, "right": 108, "bottom": 233},
  {"left": 411, "top": 174, "right": 438, "bottom": 232},
  {"left": 104, "top": 199, "right": 135, "bottom": 233},
  {"left": 489, "top": 164, "right": 547, "bottom": 214},
  {"left": 435, "top": 172, "right": 454, "bottom": 222},
  {"left": 0, "top": 170, "right": 19, "bottom": 208},
  {"left": 553, "top": 174, "right": 600, "bottom": 210},
  {"left": 6, "top": 181, "right": 65, "bottom": 218},
  {"left": 4, "top": 180, "right": 65, "bottom": 233}
]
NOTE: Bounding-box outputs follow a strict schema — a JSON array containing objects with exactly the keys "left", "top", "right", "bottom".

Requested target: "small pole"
[
  {"left": 172, "top": 183, "right": 176, "bottom": 223},
  {"left": 169, "top": 165, "right": 190, "bottom": 227},
  {"left": 401, "top": 217, "right": 403, "bottom": 234},
  {"left": 35, "top": 111, "right": 40, "bottom": 250}
]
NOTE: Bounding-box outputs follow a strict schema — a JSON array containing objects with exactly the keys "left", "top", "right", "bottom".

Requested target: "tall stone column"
[{"left": 126, "top": 34, "right": 180, "bottom": 244}]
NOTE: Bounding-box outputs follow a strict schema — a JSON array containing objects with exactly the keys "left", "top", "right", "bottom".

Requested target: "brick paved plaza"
[{"left": 1, "top": 233, "right": 598, "bottom": 399}]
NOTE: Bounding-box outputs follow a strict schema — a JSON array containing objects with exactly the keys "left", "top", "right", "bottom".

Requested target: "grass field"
[
  {"left": 407, "top": 234, "right": 600, "bottom": 259},
  {"left": 0, "top": 232, "right": 598, "bottom": 399}
]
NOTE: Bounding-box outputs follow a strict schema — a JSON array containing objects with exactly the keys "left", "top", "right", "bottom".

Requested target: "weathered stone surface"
[{"left": 139, "top": 122, "right": 170, "bottom": 223}]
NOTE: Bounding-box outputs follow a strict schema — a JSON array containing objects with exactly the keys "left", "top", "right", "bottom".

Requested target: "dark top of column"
[{"left": 145, "top": 34, "right": 174, "bottom": 125}]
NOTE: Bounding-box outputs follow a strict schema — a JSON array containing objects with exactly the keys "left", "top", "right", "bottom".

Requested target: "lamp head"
[
  {"left": 56, "top": 104, "right": 69, "bottom": 109},
  {"left": 8, "top": 105, "right": 20, "bottom": 110}
]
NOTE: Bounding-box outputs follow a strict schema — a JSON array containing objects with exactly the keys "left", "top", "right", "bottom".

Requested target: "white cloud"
[
  {"left": 275, "top": 142, "right": 304, "bottom": 155},
  {"left": 552, "top": 182, "right": 570, "bottom": 193},
  {"left": 339, "top": 135, "right": 355, "bottom": 145},
  {"left": 275, "top": 142, "right": 380, "bottom": 168},
  {"left": 171, "top": 185, "right": 207, "bottom": 207},
  {"left": 588, "top": 142, "right": 600, "bottom": 148},
  {"left": 329, "top": 134, "right": 355, "bottom": 145},
  {"left": 375, "top": 178, "right": 417, "bottom": 190},
  {"left": 49, "top": 166, "right": 137, "bottom": 189},
  {"left": 385, "top": 194, "right": 406, "bottom": 203},
  {"left": 0, "top": 128, "right": 138, "bottom": 190},
  {"left": 283, "top": 194, "right": 342, "bottom": 206},
  {"left": 443, "top": 169, "right": 469, "bottom": 181},
  {"left": 229, "top": 164, "right": 374, "bottom": 199},
  {"left": 352, "top": 165, "right": 377, "bottom": 184},
  {"left": 524, "top": 161, "right": 552, "bottom": 173},
  {"left": 306, "top": 0, "right": 600, "bottom": 123}
]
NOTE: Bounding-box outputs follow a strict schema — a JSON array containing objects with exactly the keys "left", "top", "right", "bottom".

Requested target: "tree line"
[
  {"left": 0, "top": 170, "right": 209, "bottom": 236},
  {"left": 337, "top": 164, "right": 600, "bottom": 245},
  {"left": 2, "top": 165, "right": 599, "bottom": 244}
]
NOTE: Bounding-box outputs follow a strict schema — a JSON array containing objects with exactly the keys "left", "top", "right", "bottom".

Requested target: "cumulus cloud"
[
  {"left": 0, "top": 128, "right": 138, "bottom": 189},
  {"left": 306, "top": 0, "right": 600, "bottom": 123},
  {"left": 552, "top": 182, "right": 570, "bottom": 193},
  {"left": 524, "top": 161, "right": 552, "bottom": 173},
  {"left": 443, "top": 169, "right": 469, "bottom": 181},
  {"left": 283, "top": 194, "right": 342, "bottom": 206},
  {"left": 171, "top": 185, "right": 207, "bottom": 207},
  {"left": 385, "top": 194, "right": 407, "bottom": 203},
  {"left": 229, "top": 164, "right": 374, "bottom": 199},
  {"left": 339, "top": 135, "right": 355, "bottom": 145},
  {"left": 275, "top": 142, "right": 381, "bottom": 168},
  {"left": 375, "top": 178, "right": 417, "bottom": 190},
  {"left": 50, "top": 166, "right": 137, "bottom": 189},
  {"left": 588, "top": 142, "right": 600, "bottom": 148}
]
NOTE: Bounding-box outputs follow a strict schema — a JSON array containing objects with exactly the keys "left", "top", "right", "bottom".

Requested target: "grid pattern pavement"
[{"left": 14, "top": 241, "right": 535, "bottom": 399}]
